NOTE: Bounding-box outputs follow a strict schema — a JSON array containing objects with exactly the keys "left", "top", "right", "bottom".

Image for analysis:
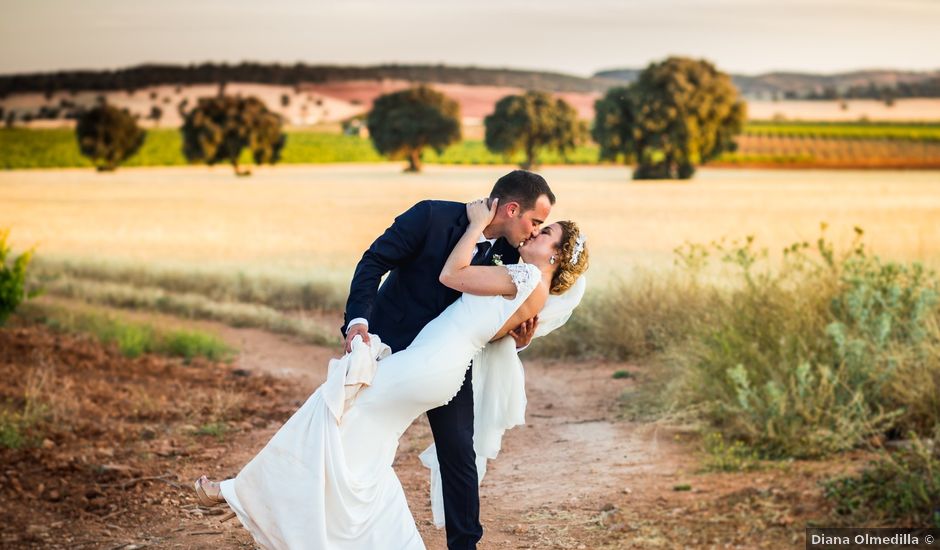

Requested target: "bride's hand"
[{"left": 467, "top": 197, "right": 498, "bottom": 228}]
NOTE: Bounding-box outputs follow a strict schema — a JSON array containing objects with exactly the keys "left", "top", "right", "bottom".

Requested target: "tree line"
[
  {"left": 805, "top": 77, "right": 940, "bottom": 103},
  {"left": 74, "top": 56, "right": 745, "bottom": 180},
  {"left": 0, "top": 62, "right": 612, "bottom": 98}
]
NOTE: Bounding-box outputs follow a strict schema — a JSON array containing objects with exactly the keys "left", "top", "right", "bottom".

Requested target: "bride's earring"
[{"left": 549, "top": 255, "right": 556, "bottom": 265}]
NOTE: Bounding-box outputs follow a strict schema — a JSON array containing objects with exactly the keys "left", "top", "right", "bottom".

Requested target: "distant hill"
[
  {"left": 595, "top": 68, "right": 940, "bottom": 99},
  {"left": 0, "top": 62, "right": 620, "bottom": 97}
]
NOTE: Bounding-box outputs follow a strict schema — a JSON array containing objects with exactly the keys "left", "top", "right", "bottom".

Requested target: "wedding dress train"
[{"left": 219, "top": 262, "right": 543, "bottom": 549}]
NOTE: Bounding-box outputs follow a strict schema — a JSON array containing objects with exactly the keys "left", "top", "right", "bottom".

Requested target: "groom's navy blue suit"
[{"left": 343, "top": 199, "right": 519, "bottom": 549}]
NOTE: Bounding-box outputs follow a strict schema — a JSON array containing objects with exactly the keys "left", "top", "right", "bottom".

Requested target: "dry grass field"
[{"left": 1, "top": 164, "right": 938, "bottom": 281}]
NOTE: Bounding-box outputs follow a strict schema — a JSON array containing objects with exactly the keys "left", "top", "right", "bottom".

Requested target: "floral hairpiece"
[{"left": 571, "top": 234, "right": 586, "bottom": 265}]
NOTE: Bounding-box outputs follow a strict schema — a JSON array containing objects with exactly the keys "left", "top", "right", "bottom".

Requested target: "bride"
[{"left": 191, "top": 198, "right": 589, "bottom": 549}]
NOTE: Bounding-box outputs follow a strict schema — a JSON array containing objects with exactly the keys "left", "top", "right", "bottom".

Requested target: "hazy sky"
[{"left": 2, "top": 0, "right": 938, "bottom": 76}]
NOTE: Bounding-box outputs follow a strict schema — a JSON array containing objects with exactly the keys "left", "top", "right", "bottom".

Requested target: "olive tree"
[
  {"left": 366, "top": 85, "right": 461, "bottom": 173},
  {"left": 593, "top": 57, "right": 746, "bottom": 179},
  {"left": 181, "top": 95, "right": 286, "bottom": 176},
  {"left": 484, "top": 91, "right": 585, "bottom": 169},
  {"left": 75, "top": 104, "right": 146, "bottom": 172}
]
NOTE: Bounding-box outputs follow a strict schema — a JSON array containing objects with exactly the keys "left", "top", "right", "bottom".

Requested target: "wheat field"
[{"left": 2, "top": 165, "right": 939, "bottom": 282}]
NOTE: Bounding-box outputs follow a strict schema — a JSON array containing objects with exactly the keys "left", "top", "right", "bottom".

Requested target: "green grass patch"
[
  {"left": 161, "top": 331, "right": 234, "bottom": 362},
  {"left": 4, "top": 124, "right": 938, "bottom": 170},
  {"left": 745, "top": 121, "right": 940, "bottom": 142},
  {"left": 715, "top": 152, "right": 816, "bottom": 164},
  {"left": 0, "top": 407, "right": 43, "bottom": 449},
  {"left": 0, "top": 369, "right": 53, "bottom": 450},
  {"left": 0, "top": 127, "right": 188, "bottom": 169},
  {"left": 422, "top": 139, "right": 600, "bottom": 166},
  {"left": 278, "top": 131, "right": 384, "bottom": 163},
  {"left": 193, "top": 421, "right": 229, "bottom": 440},
  {"left": 700, "top": 432, "right": 762, "bottom": 473},
  {"left": 0, "top": 127, "right": 603, "bottom": 169},
  {"left": 20, "top": 302, "right": 235, "bottom": 362}
]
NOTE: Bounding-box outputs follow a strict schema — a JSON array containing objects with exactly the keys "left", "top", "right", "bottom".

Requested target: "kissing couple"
[{"left": 192, "top": 170, "right": 589, "bottom": 549}]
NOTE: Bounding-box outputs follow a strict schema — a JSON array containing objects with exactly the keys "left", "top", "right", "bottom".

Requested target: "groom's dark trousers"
[{"left": 343, "top": 200, "right": 519, "bottom": 550}]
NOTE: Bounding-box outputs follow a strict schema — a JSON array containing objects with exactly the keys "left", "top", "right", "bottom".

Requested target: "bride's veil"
[{"left": 534, "top": 274, "right": 587, "bottom": 338}]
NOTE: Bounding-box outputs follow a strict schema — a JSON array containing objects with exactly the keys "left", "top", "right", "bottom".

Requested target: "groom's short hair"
[{"left": 489, "top": 170, "right": 556, "bottom": 212}]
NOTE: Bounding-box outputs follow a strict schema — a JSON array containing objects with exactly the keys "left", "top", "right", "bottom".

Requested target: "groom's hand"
[
  {"left": 345, "top": 324, "right": 371, "bottom": 353},
  {"left": 509, "top": 315, "right": 538, "bottom": 349}
]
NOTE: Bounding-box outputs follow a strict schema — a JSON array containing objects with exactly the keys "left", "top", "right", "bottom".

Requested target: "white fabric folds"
[
  {"left": 418, "top": 275, "right": 587, "bottom": 528},
  {"left": 322, "top": 335, "right": 391, "bottom": 424},
  {"left": 219, "top": 334, "right": 424, "bottom": 550}
]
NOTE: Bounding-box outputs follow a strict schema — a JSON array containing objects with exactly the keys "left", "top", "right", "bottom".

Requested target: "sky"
[{"left": 2, "top": 0, "right": 938, "bottom": 77}]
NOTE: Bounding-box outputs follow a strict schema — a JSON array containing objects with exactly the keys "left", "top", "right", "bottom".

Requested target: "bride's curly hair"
[{"left": 550, "top": 221, "right": 589, "bottom": 294}]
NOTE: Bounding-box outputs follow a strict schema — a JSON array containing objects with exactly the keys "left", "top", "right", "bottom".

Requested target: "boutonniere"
[{"left": 491, "top": 254, "right": 503, "bottom": 266}]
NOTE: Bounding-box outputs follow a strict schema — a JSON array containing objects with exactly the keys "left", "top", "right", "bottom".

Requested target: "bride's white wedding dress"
[{"left": 219, "top": 262, "right": 543, "bottom": 550}]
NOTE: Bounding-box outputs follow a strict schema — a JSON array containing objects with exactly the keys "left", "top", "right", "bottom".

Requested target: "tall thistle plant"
[{"left": 669, "top": 225, "right": 940, "bottom": 458}]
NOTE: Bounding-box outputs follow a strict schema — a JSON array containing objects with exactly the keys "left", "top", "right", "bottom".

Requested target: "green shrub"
[
  {"left": 660, "top": 227, "right": 939, "bottom": 458},
  {"left": 0, "top": 229, "right": 39, "bottom": 326},
  {"left": 824, "top": 426, "right": 940, "bottom": 528}
]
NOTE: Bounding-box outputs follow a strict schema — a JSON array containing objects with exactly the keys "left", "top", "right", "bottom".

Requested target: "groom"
[{"left": 343, "top": 169, "right": 555, "bottom": 549}]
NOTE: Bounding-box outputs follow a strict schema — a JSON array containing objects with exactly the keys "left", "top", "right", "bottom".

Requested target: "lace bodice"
[{"left": 505, "top": 262, "right": 540, "bottom": 297}]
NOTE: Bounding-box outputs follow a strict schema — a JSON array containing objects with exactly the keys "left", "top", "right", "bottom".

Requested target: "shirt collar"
[{"left": 476, "top": 234, "right": 497, "bottom": 246}]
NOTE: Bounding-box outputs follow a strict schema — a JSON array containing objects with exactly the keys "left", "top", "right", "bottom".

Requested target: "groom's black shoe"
[{"left": 427, "top": 365, "right": 483, "bottom": 550}]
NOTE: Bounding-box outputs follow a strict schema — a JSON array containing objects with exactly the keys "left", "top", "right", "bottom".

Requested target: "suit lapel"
[{"left": 445, "top": 210, "right": 470, "bottom": 253}]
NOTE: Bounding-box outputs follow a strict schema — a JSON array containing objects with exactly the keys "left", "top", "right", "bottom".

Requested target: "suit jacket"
[{"left": 343, "top": 200, "right": 520, "bottom": 353}]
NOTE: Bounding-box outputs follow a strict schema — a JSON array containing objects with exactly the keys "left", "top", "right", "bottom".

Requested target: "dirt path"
[{"left": 128, "top": 317, "right": 693, "bottom": 549}]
